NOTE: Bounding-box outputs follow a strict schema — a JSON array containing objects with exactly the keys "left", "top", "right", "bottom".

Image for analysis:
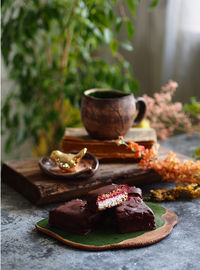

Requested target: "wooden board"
[
  {"left": 2, "top": 146, "right": 190, "bottom": 206},
  {"left": 35, "top": 203, "right": 178, "bottom": 250},
  {"left": 62, "top": 128, "right": 157, "bottom": 162}
]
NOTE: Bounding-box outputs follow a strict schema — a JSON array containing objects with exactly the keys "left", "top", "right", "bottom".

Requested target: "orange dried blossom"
[{"left": 116, "top": 137, "right": 200, "bottom": 184}]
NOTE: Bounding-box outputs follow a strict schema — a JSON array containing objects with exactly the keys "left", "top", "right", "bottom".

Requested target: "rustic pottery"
[{"left": 81, "top": 89, "right": 147, "bottom": 140}]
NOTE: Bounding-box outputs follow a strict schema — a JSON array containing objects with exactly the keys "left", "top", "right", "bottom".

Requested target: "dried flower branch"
[
  {"left": 144, "top": 183, "right": 200, "bottom": 202},
  {"left": 151, "top": 152, "right": 200, "bottom": 184},
  {"left": 116, "top": 137, "right": 200, "bottom": 185},
  {"left": 116, "top": 136, "right": 157, "bottom": 167},
  {"left": 143, "top": 80, "right": 192, "bottom": 140}
]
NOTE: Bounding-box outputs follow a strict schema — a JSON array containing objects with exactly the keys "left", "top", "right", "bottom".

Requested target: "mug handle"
[{"left": 133, "top": 97, "right": 147, "bottom": 126}]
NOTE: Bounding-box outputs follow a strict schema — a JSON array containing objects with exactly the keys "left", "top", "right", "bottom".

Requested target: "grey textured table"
[{"left": 1, "top": 134, "right": 200, "bottom": 270}]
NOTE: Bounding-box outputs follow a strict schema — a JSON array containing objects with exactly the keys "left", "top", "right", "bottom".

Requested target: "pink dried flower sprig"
[{"left": 143, "top": 80, "right": 192, "bottom": 140}]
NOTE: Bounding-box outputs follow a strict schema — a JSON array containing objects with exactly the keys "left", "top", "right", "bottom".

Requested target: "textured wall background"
[{"left": 126, "top": 0, "right": 200, "bottom": 101}]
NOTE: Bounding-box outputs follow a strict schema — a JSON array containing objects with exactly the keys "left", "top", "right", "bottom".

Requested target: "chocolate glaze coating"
[
  {"left": 100, "top": 208, "right": 116, "bottom": 228},
  {"left": 127, "top": 186, "right": 142, "bottom": 199},
  {"left": 115, "top": 197, "right": 156, "bottom": 233},
  {"left": 49, "top": 185, "right": 155, "bottom": 235},
  {"left": 49, "top": 199, "right": 100, "bottom": 235}
]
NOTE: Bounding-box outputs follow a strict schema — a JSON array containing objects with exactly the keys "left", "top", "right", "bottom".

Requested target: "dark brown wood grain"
[
  {"left": 2, "top": 146, "right": 190, "bottom": 206},
  {"left": 2, "top": 128, "right": 192, "bottom": 206}
]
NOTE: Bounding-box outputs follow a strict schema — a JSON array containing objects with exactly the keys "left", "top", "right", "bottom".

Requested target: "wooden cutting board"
[{"left": 2, "top": 146, "right": 189, "bottom": 206}]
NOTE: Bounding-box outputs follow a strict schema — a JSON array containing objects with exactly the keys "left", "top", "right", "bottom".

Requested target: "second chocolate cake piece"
[
  {"left": 115, "top": 197, "right": 156, "bottom": 233},
  {"left": 127, "top": 186, "right": 142, "bottom": 199},
  {"left": 86, "top": 184, "right": 128, "bottom": 211},
  {"left": 49, "top": 199, "right": 100, "bottom": 235}
]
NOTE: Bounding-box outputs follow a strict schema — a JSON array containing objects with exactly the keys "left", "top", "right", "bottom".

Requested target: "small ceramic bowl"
[{"left": 38, "top": 151, "right": 99, "bottom": 179}]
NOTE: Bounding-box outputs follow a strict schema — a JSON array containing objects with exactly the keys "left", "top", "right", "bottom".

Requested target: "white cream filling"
[{"left": 98, "top": 193, "right": 128, "bottom": 210}]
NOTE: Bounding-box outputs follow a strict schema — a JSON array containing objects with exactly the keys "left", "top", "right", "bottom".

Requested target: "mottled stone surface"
[
  {"left": 1, "top": 134, "right": 200, "bottom": 270},
  {"left": 159, "top": 133, "right": 199, "bottom": 157}
]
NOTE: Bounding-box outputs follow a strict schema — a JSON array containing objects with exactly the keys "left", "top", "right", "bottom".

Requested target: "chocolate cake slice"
[
  {"left": 115, "top": 197, "right": 156, "bottom": 233},
  {"left": 49, "top": 199, "right": 100, "bottom": 235},
  {"left": 127, "top": 185, "right": 142, "bottom": 199},
  {"left": 86, "top": 184, "right": 128, "bottom": 211}
]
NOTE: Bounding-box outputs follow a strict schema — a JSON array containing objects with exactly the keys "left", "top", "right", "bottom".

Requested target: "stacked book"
[{"left": 62, "top": 128, "right": 157, "bottom": 162}]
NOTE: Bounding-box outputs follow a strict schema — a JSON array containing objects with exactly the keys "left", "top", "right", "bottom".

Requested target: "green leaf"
[
  {"left": 93, "top": 27, "right": 102, "bottom": 39},
  {"left": 121, "top": 40, "right": 133, "bottom": 51},
  {"left": 110, "top": 40, "right": 118, "bottom": 55},
  {"left": 108, "top": 8, "right": 114, "bottom": 21},
  {"left": 2, "top": 101, "right": 10, "bottom": 118},
  {"left": 13, "top": 113, "right": 19, "bottom": 128},
  {"left": 115, "top": 17, "right": 123, "bottom": 33},
  {"left": 129, "top": 77, "right": 139, "bottom": 93},
  {"left": 149, "top": 0, "right": 159, "bottom": 10},
  {"left": 123, "top": 60, "right": 131, "bottom": 69},
  {"left": 36, "top": 202, "right": 166, "bottom": 247},
  {"left": 104, "top": 28, "right": 112, "bottom": 43},
  {"left": 126, "top": 0, "right": 136, "bottom": 16},
  {"left": 126, "top": 20, "right": 135, "bottom": 39},
  {"left": 5, "top": 138, "right": 12, "bottom": 154}
]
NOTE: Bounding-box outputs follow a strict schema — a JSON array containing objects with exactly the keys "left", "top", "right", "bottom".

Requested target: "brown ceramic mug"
[{"left": 81, "top": 89, "right": 147, "bottom": 140}]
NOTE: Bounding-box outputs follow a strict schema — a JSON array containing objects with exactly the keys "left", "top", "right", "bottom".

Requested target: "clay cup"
[{"left": 81, "top": 89, "right": 147, "bottom": 140}]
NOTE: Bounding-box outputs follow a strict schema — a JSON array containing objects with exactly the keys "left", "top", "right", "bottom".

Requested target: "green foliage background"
[
  {"left": 2, "top": 0, "right": 157, "bottom": 155},
  {"left": 184, "top": 97, "right": 200, "bottom": 160}
]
